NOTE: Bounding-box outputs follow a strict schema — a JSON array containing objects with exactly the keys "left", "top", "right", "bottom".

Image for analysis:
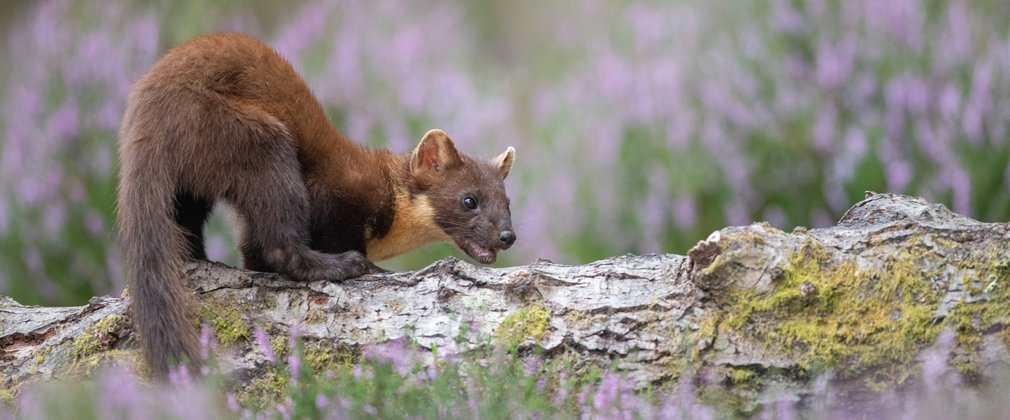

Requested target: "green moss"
[
  {"left": 727, "top": 367, "right": 756, "bottom": 385},
  {"left": 236, "top": 368, "right": 289, "bottom": 410},
  {"left": 698, "top": 232, "right": 1010, "bottom": 402},
  {"left": 944, "top": 255, "right": 1010, "bottom": 380},
  {"left": 723, "top": 240, "right": 944, "bottom": 388},
  {"left": 699, "top": 384, "right": 755, "bottom": 417},
  {"left": 0, "top": 387, "right": 14, "bottom": 405},
  {"left": 270, "top": 335, "right": 290, "bottom": 360},
  {"left": 543, "top": 352, "right": 604, "bottom": 393},
  {"left": 700, "top": 365, "right": 770, "bottom": 416},
  {"left": 303, "top": 340, "right": 360, "bottom": 373},
  {"left": 386, "top": 299, "right": 405, "bottom": 313},
  {"left": 693, "top": 311, "right": 721, "bottom": 360},
  {"left": 495, "top": 305, "right": 551, "bottom": 349},
  {"left": 200, "top": 301, "right": 251, "bottom": 346},
  {"left": 71, "top": 314, "right": 128, "bottom": 361},
  {"left": 55, "top": 313, "right": 134, "bottom": 378},
  {"left": 33, "top": 342, "right": 54, "bottom": 368},
  {"left": 561, "top": 310, "right": 592, "bottom": 330},
  {"left": 304, "top": 308, "right": 326, "bottom": 324},
  {"left": 69, "top": 350, "right": 141, "bottom": 377}
]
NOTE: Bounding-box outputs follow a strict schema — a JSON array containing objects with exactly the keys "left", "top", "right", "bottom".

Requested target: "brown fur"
[{"left": 117, "top": 33, "right": 515, "bottom": 378}]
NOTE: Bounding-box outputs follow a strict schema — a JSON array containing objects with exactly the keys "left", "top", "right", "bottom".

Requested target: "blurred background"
[{"left": 2, "top": 0, "right": 1008, "bottom": 306}]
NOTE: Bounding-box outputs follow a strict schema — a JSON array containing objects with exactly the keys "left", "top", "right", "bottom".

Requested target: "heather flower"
[
  {"left": 96, "top": 367, "right": 143, "bottom": 419},
  {"left": 14, "top": 389, "right": 44, "bottom": 420},
  {"left": 592, "top": 373, "right": 620, "bottom": 414},
  {"left": 277, "top": 398, "right": 293, "bottom": 420},
  {"left": 272, "top": 2, "right": 333, "bottom": 65},
  {"left": 656, "top": 373, "right": 714, "bottom": 420},
  {"left": 523, "top": 355, "right": 543, "bottom": 377},
  {"left": 771, "top": 0, "right": 805, "bottom": 34},
  {"left": 199, "top": 324, "right": 215, "bottom": 363},
  {"left": 254, "top": 327, "right": 277, "bottom": 363},
  {"left": 806, "top": 372, "right": 834, "bottom": 415},
  {"left": 439, "top": 339, "right": 463, "bottom": 365},
  {"left": 814, "top": 37, "right": 856, "bottom": 89},
  {"left": 553, "top": 371, "right": 569, "bottom": 407},
  {"left": 288, "top": 352, "right": 302, "bottom": 387},
  {"left": 425, "top": 363, "right": 437, "bottom": 382},
  {"left": 1, "top": 0, "right": 161, "bottom": 301},
  {"left": 922, "top": 330, "right": 957, "bottom": 391},
  {"left": 227, "top": 392, "right": 241, "bottom": 413},
  {"left": 465, "top": 375, "right": 481, "bottom": 416},
  {"left": 362, "top": 337, "right": 414, "bottom": 376}
]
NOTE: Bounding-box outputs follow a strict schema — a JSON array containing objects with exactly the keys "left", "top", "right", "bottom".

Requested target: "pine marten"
[{"left": 117, "top": 33, "right": 516, "bottom": 378}]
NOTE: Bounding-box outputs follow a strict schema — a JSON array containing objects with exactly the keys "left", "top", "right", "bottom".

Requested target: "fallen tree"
[{"left": 2, "top": 192, "right": 1008, "bottom": 412}]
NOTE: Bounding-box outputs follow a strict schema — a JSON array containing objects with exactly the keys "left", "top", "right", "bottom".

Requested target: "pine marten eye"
[{"left": 462, "top": 196, "right": 478, "bottom": 210}]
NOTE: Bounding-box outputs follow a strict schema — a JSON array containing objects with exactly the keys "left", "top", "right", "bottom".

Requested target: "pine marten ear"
[
  {"left": 492, "top": 146, "right": 515, "bottom": 179},
  {"left": 410, "top": 129, "right": 463, "bottom": 178}
]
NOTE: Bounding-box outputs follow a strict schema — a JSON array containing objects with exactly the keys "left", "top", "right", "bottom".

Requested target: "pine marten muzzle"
[{"left": 116, "top": 33, "right": 516, "bottom": 378}]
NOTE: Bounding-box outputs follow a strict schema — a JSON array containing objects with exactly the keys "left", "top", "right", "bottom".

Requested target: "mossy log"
[{"left": 2, "top": 192, "right": 1008, "bottom": 411}]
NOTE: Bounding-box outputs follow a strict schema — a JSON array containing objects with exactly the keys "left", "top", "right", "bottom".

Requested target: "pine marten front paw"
[
  {"left": 365, "top": 263, "right": 392, "bottom": 275},
  {"left": 325, "top": 250, "right": 379, "bottom": 281}
]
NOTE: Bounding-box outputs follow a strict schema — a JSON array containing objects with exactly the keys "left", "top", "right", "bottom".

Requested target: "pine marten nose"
[{"left": 499, "top": 230, "right": 516, "bottom": 248}]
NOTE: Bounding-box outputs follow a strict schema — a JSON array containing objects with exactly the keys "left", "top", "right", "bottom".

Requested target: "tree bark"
[{"left": 2, "top": 192, "right": 1008, "bottom": 410}]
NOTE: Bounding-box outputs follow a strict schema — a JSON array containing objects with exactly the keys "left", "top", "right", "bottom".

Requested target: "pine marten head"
[{"left": 409, "top": 129, "right": 516, "bottom": 264}]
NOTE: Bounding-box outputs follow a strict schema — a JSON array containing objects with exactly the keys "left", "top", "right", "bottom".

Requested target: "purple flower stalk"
[{"left": 254, "top": 327, "right": 277, "bottom": 363}]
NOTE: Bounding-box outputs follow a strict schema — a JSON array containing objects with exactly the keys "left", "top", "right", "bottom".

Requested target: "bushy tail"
[{"left": 117, "top": 149, "right": 200, "bottom": 378}]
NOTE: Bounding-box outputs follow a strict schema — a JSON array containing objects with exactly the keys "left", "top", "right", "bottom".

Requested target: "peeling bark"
[{"left": 2, "top": 193, "right": 1009, "bottom": 410}]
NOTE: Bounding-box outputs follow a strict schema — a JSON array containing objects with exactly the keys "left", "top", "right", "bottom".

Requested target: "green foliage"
[{"left": 236, "top": 339, "right": 585, "bottom": 419}]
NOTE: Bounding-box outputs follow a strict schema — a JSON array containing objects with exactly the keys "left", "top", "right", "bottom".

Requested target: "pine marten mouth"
[{"left": 457, "top": 237, "right": 498, "bottom": 264}]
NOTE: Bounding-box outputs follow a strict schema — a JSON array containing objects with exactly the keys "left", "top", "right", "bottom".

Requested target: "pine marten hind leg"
[
  {"left": 174, "top": 192, "right": 213, "bottom": 261},
  {"left": 228, "top": 146, "right": 379, "bottom": 282},
  {"left": 232, "top": 174, "right": 380, "bottom": 281}
]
